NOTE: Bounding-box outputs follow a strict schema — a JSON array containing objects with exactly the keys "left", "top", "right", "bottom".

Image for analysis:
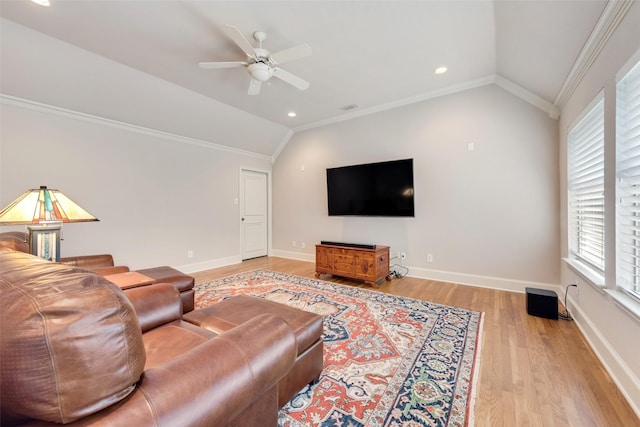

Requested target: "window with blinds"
[
  {"left": 616, "top": 59, "right": 640, "bottom": 301},
  {"left": 568, "top": 98, "right": 605, "bottom": 277}
]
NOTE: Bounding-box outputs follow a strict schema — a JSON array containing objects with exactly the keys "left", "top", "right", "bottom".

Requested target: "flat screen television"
[{"left": 326, "top": 158, "right": 415, "bottom": 217}]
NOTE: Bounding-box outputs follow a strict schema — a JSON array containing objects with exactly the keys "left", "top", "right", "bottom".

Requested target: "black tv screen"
[{"left": 326, "top": 159, "right": 415, "bottom": 217}]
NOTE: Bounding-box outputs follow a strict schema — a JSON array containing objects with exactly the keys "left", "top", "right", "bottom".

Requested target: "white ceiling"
[{"left": 0, "top": 0, "right": 608, "bottom": 156}]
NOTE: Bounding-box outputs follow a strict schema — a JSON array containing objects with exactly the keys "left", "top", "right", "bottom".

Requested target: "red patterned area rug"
[{"left": 195, "top": 270, "right": 484, "bottom": 427}]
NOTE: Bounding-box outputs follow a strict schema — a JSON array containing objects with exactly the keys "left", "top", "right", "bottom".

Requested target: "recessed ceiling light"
[
  {"left": 434, "top": 66, "right": 448, "bottom": 75},
  {"left": 31, "top": 0, "right": 50, "bottom": 6},
  {"left": 288, "top": 112, "right": 297, "bottom": 117}
]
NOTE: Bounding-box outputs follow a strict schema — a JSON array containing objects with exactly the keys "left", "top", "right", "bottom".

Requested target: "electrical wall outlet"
[
  {"left": 427, "top": 254, "right": 433, "bottom": 263},
  {"left": 187, "top": 250, "right": 194, "bottom": 258},
  {"left": 301, "top": 242, "right": 306, "bottom": 249}
]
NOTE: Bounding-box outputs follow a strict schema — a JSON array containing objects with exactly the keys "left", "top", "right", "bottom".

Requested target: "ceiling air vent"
[{"left": 340, "top": 104, "right": 359, "bottom": 111}]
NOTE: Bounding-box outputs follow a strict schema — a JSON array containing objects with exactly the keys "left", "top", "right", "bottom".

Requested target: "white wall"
[
  {"left": 0, "top": 19, "right": 275, "bottom": 272},
  {"left": 0, "top": 101, "right": 271, "bottom": 272},
  {"left": 558, "top": 2, "right": 640, "bottom": 417},
  {"left": 272, "top": 84, "right": 560, "bottom": 291}
]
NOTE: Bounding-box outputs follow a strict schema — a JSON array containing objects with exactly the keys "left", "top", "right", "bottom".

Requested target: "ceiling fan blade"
[
  {"left": 224, "top": 24, "right": 257, "bottom": 59},
  {"left": 199, "top": 61, "right": 247, "bottom": 69},
  {"left": 248, "top": 78, "right": 262, "bottom": 95},
  {"left": 270, "top": 43, "right": 312, "bottom": 65},
  {"left": 272, "top": 67, "right": 310, "bottom": 91}
]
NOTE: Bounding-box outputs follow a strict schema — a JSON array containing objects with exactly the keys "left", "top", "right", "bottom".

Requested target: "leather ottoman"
[
  {"left": 135, "top": 266, "right": 195, "bottom": 313},
  {"left": 183, "top": 295, "right": 324, "bottom": 407}
]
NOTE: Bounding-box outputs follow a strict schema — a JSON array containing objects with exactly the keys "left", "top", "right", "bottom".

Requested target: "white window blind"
[
  {"left": 616, "top": 59, "right": 640, "bottom": 300},
  {"left": 568, "top": 98, "right": 605, "bottom": 275}
]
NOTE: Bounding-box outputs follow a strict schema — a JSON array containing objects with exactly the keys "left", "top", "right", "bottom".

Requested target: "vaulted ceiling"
[{"left": 0, "top": 0, "right": 613, "bottom": 157}]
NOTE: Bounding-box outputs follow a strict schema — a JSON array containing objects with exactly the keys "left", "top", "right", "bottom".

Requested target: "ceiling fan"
[{"left": 199, "top": 24, "right": 312, "bottom": 95}]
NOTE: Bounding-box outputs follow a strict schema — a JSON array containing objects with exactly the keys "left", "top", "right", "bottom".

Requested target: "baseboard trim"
[
  {"left": 407, "top": 266, "right": 561, "bottom": 295},
  {"left": 271, "top": 249, "right": 315, "bottom": 263},
  {"left": 567, "top": 295, "right": 640, "bottom": 419},
  {"left": 268, "top": 255, "right": 560, "bottom": 294},
  {"left": 174, "top": 255, "right": 242, "bottom": 274}
]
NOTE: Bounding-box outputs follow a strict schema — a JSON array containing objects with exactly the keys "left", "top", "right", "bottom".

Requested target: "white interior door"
[{"left": 241, "top": 169, "right": 268, "bottom": 260}]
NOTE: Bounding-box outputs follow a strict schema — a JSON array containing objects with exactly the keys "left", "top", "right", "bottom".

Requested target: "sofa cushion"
[
  {"left": 0, "top": 251, "right": 146, "bottom": 425},
  {"left": 135, "top": 266, "right": 196, "bottom": 313},
  {"left": 135, "top": 266, "right": 194, "bottom": 293},
  {"left": 184, "top": 294, "right": 324, "bottom": 355}
]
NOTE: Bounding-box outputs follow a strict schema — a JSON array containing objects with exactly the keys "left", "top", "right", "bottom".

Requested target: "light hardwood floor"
[{"left": 191, "top": 257, "right": 640, "bottom": 427}]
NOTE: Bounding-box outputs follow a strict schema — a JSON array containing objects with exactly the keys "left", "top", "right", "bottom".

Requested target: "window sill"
[
  {"left": 563, "top": 258, "right": 640, "bottom": 323},
  {"left": 606, "top": 289, "right": 640, "bottom": 323},
  {"left": 563, "top": 257, "right": 606, "bottom": 293}
]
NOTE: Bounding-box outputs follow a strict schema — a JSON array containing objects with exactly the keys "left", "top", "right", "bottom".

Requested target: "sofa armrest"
[
  {"left": 123, "top": 284, "right": 182, "bottom": 332},
  {"left": 139, "top": 313, "right": 297, "bottom": 425},
  {"left": 16, "top": 314, "right": 297, "bottom": 427}
]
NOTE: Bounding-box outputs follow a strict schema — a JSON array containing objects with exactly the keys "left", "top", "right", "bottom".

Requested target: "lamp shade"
[{"left": 0, "top": 186, "right": 98, "bottom": 225}]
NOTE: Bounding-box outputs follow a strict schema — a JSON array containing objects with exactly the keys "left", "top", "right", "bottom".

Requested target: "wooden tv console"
[{"left": 315, "top": 243, "right": 390, "bottom": 287}]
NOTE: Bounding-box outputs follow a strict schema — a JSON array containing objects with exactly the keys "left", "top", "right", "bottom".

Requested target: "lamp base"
[{"left": 28, "top": 223, "right": 62, "bottom": 262}]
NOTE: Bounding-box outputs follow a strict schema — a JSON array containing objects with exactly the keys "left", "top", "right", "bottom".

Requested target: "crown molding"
[
  {"left": 3, "top": 72, "right": 559, "bottom": 164},
  {"left": 553, "top": 0, "right": 634, "bottom": 110},
  {"left": 493, "top": 75, "right": 559, "bottom": 119},
  {"left": 271, "top": 128, "right": 294, "bottom": 163},
  {"left": 292, "top": 76, "right": 496, "bottom": 133},
  {"left": 293, "top": 74, "right": 559, "bottom": 135},
  {"left": 0, "top": 93, "right": 273, "bottom": 161}
]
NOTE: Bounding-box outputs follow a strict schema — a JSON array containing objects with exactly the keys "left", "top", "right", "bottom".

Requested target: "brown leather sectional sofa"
[
  {"left": 0, "top": 231, "right": 196, "bottom": 312},
  {"left": 61, "top": 254, "right": 197, "bottom": 312},
  {"left": 0, "top": 233, "right": 324, "bottom": 426}
]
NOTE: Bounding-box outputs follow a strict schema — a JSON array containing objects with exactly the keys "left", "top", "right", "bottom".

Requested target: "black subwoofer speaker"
[{"left": 526, "top": 287, "right": 558, "bottom": 320}]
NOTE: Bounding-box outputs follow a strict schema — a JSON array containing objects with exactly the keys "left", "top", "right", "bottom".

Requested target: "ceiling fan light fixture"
[
  {"left": 248, "top": 62, "right": 273, "bottom": 82},
  {"left": 201, "top": 25, "right": 311, "bottom": 94}
]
